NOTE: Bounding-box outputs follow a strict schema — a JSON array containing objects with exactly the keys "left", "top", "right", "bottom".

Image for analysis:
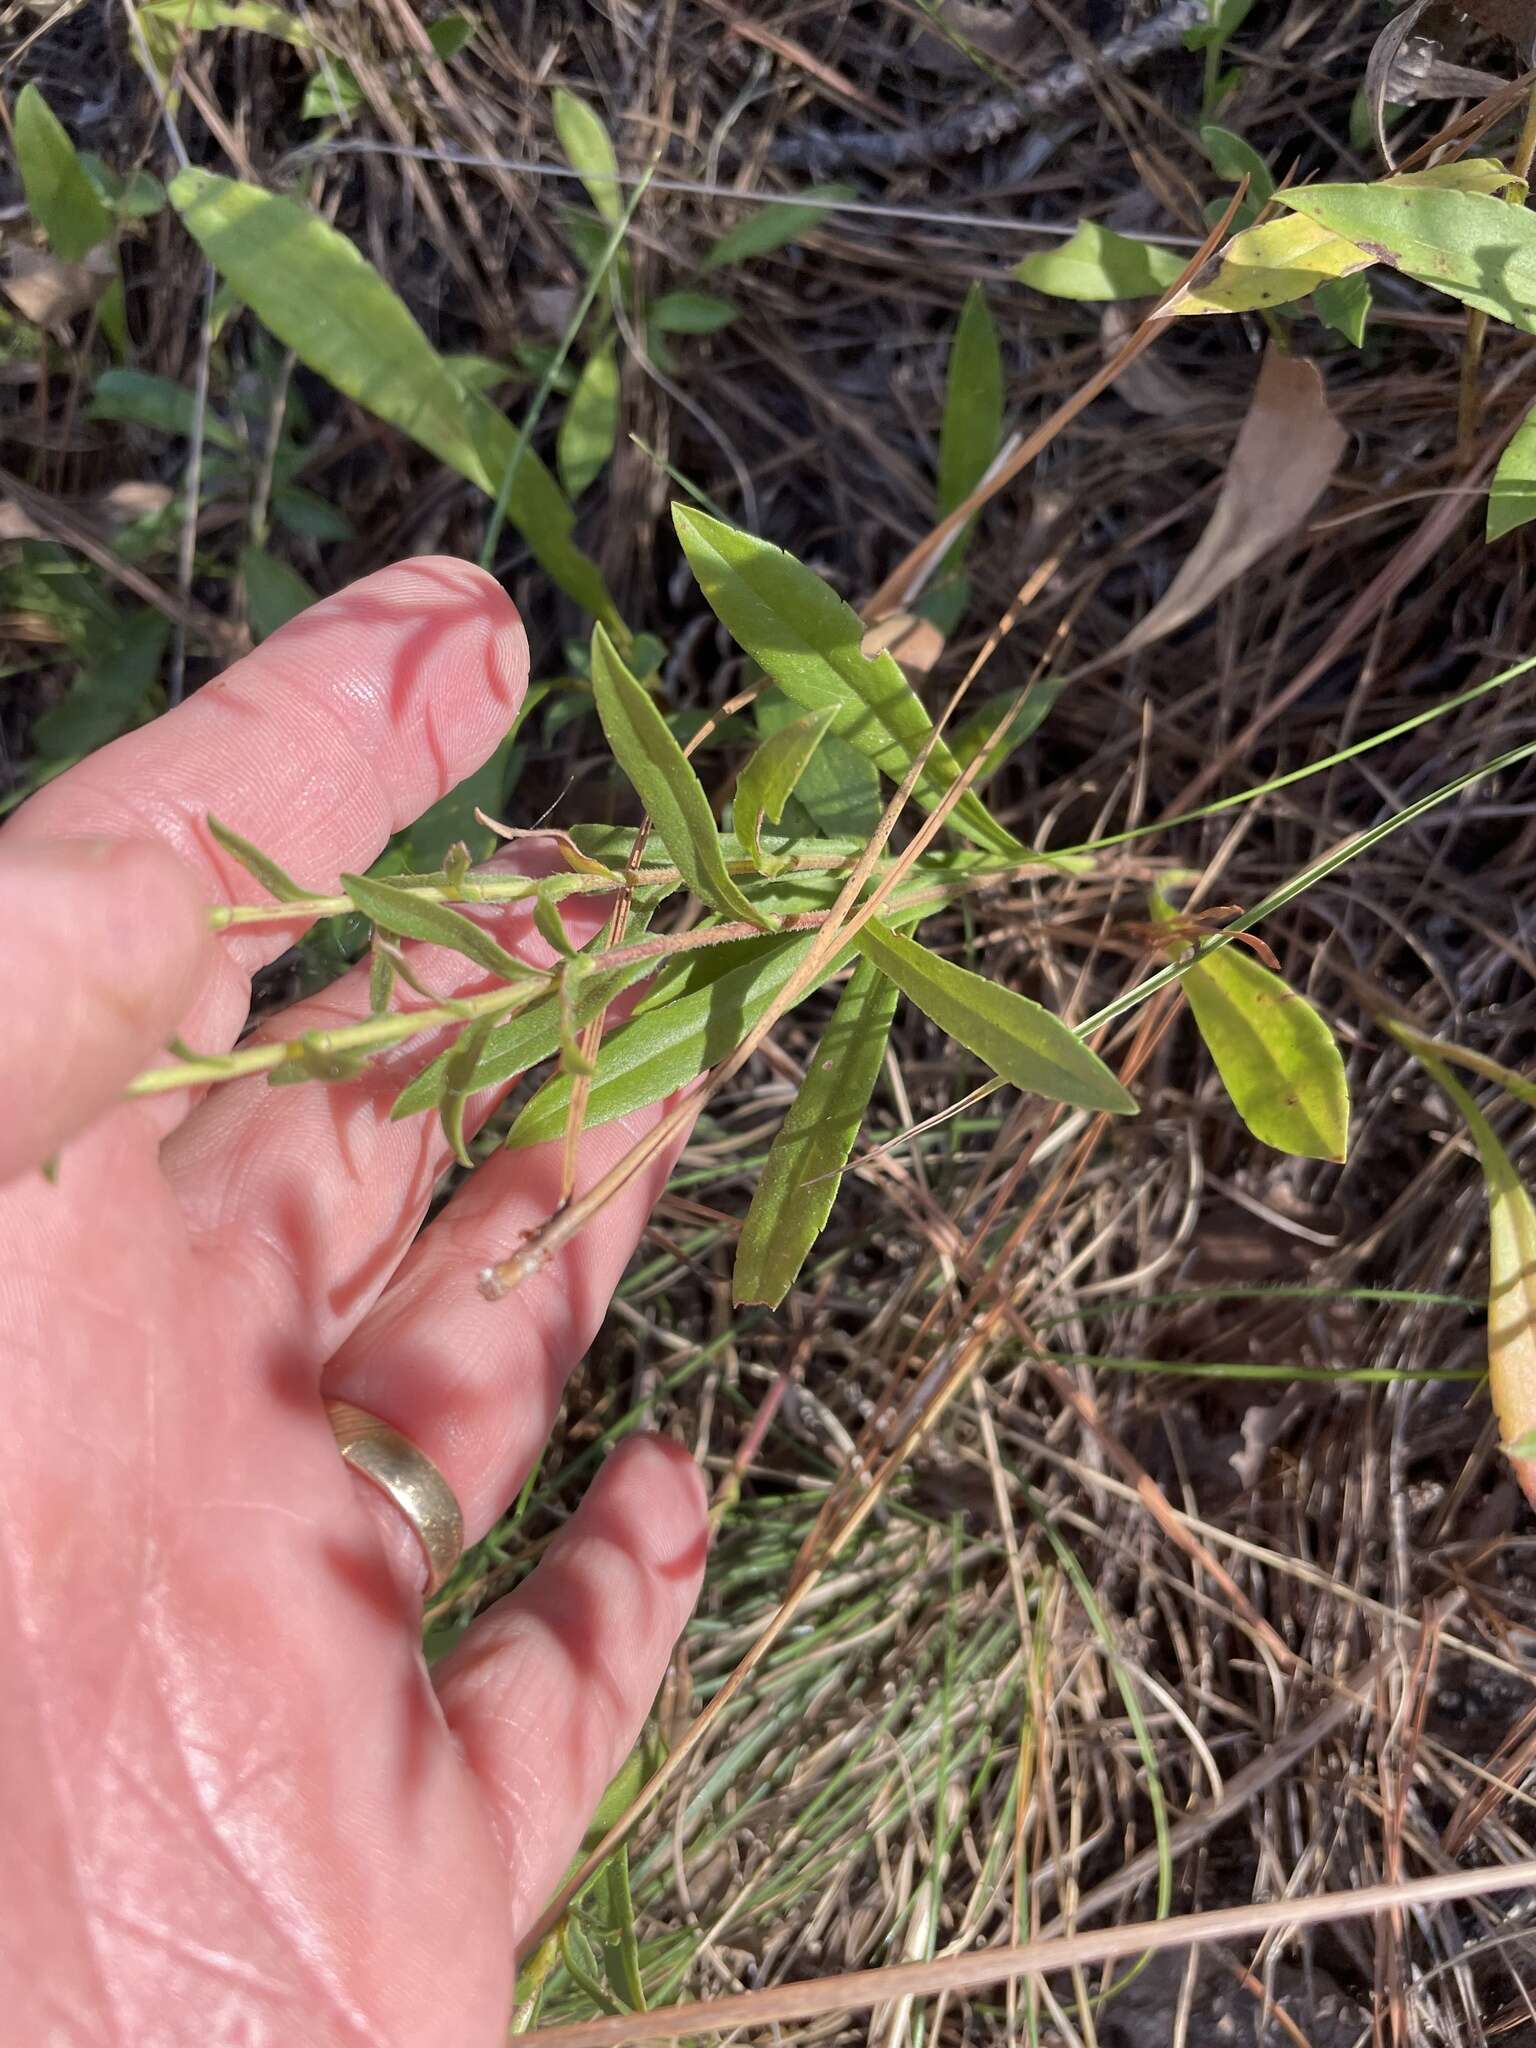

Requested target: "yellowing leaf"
[
  {"left": 734, "top": 708, "right": 835, "bottom": 872},
  {"left": 14, "top": 85, "right": 113, "bottom": 263},
  {"left": 167, "top": 168, "right": 620, "bottom": 629},
  {"left": 1111, "top": 347, "right": 1345, "bottom": 657},
  {"left": 1165, "top": 212, "right": 1371, "bottom": 316},
  {"left": 552, "top": 88, "right": 622, "bottom": 226},
  {"left": 1015, "top": 221, "right": 1185, "bottom": 301},
  {"left": 854, "top": 917, "right": 1137, "bottom": 1114},
  {"left": 1159, "top": 899, "right": 1348, "bottom": 1160},
  {"left": 673, "top": 506, "right": 1023, "bottom": 859},
  {"left": 557, "top": 340, "right": 620, "bottom": 498},
  {"left": 1401, "top": 1038, "right": 1536, "bottom": 1506},
  {"left": 734, "top": 958, "right": 899, "bottom": 1306},
  {"left": 590, "top": 626, "right": 774, "bottom": 930}
]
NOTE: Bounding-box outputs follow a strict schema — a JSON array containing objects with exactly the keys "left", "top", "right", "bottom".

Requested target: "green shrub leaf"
[
  {"left": 702, "top": 186, "right": 854, "bottom": 271},
  {"left": 734, "top": 707, "right": 835, "bottom": 871},
  {"left": 240, "top": 544, "right": 317, "bottom": 641},
  {"left": 754, "top": 691, "right": 881, "bottom": 838},
  {"left": 208, "top": 813, "right": 324, "bottom": 903},
  {"left": 591, "top": 625, "right": 775, "bottom": 930},
  {"left": 15, "top": 84, "right": 113, "bottom": 262},
  {"left": 88, "top": 368, "right": 241, "bottom": 447},
  {"left": 341, "top": 871, "right": 536, "bottom": 981},
  {"left": 1015, "top": 222, "right": 1184, "bottom": 302},
  {"left": 558, "top": 340, "right": 620, "bottom": 498},
  {"left": 1490, "top": 405, "right": 1536, "bottom": 540},
  {"left": 438, "top": 1014, "right": 497, "bottom": 1168},
  {"left": 552, "top": 88, "right": 622, "bottom": 226},
  {"left": 673, "top": 505, "right": 1023, "bottom": 858},
  {"left": 733, "top": 958, "right": 899, "bottom": 1305},
  {"left": 167, "top": 167, "right": 619, "bottom": 627},
  {"left": 649, "top": 291, "right": 738, "bottom": 334},
  {"left": 938, "top": 282, "right": 1004, "bottom": 521},
  {"left": 1313, "top": 271, "right": 1372, "bottom": 346},
  {"left": 854, "top": 917, "right": 1137, "bottom": 1114},
  {"left": 1159, "top": 902, "right": 1348, "bottom": 1160}
]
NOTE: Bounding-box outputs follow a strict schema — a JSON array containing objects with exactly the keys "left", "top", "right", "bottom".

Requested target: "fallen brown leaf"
[{"left": 1108, "top": 346, "right": 1346, "bottom": 661}]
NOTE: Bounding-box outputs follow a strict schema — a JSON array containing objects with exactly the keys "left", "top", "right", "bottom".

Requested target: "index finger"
[{"left": 2, "top": 557, "right": 527, "bottom": 1059}]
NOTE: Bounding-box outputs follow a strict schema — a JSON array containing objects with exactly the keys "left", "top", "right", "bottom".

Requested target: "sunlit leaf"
[
  {"left": 702, "top": 186, "right": 854, "bottom": 271},
  {"left": 733, "top": 958, "right": 899, "bottom": 1306},
  {"left": 557, "top": 341, "right": 620, "bottom": 498},
  {"left": 1157, "top": 897, "right": 1348, "bottom": 1160},
  {"left": 341, "top": 870, "right": 536, "bottom": 981},
  {"left": 854, "top": 917, "right": 1137, "bottom": 1114},
  {"left": 938, "top": 282, "right": 1003, "bottom": 521},
  {"left": 1401, "top": 1039, "right": 1536, "bottom": 1506},
  {"left": 734, "top": 707, "right": 835, "bottom": 871},
  {"left": 1200, "top": 124, "right": 1274, "bottom": 228},
  {"left": 591, "top": 625, "right": 774, "bottom": 930},
  {"left": 673, "top": 505, "right": 1023, "bottom": 858},
  {"left": 552, "top": 87, "right": 622, "bottom": 226},
  {"left": 207, "top": 812, "right": 323, "bottom": 902},
  {"left": 1015, "top": 222, "right": 1185, "bottom": 302},
  {"left": 14, "top": 85, "right": 113, "bottom": 262},
  {"left": 167, "top": 168, "right": 620, "bottom": 628},
  {"left": 1166, "top": 212, "right": 1371, "bottom": 316},
  {"left": 754, "top": 690, "right": 881, "bottom": 839},
  {"left": 506, "top": 934, "right": 818, "bottom": 1147},
  {"left": 140, "top": 0, "right": 313, "bottom": 42},
  {"left": 1490, "top": 405, "right": 1536, "bottom": 541},
  {"left": 240, "top": 543, "right": 317, "bottom": 642}
]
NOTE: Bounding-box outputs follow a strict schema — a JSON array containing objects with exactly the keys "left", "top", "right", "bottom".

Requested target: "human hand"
[{"left": 0, "top": 561, "right": 708, "bottom": 2044}]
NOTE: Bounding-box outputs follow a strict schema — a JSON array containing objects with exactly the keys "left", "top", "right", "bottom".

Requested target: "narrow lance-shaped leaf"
[
  {"left": 673, "top": 505, "right": 1023, "bottom": 859},
  {"left": 734, "top": 958, "right": 899, "bottom": 1306},
  {"left": 89, "top": 367, "right": 241, "bottom": 448},
  {"left": 440, "top": 1014, "right": 497, "bottom": 1168},
  {"left": 240, "top": 544, "right": 318, "bottom": 642},
  {"left": 341, "top": 870, "right": 537, "bottom": 982},
  {"left": 1313, "top": 272, "right": 1372, "bottom": 347},
  {"left": 558, "top": 340, "right": 620, "bottom": 499},
  {"left": 1399, "top": 1036, "right": 1536, "bottom": 1506},
  {"left": 734, "top": 707, "right": 835, "bottom": 872},
  {"left": 506, "top": 935, "right": 826, "bottom": 1149},
  {"left": 1015, "top": 222, "right": 1185, "bottom": 302},
  {"left": 14, "top": 85, "right": 113, "bottom": 262},
  {"left": 1154, "top": 893, "right": 1348, "bottom": 1161},
  {"left": 938, "top": 283, "right": 1004, "bottom": 520},
  {"left": 552, "top": 88, "right": 622, "bottom": 226},
  {"left": 649, "top": 291, "right": 737, "bottom": 334},
  {"left": 208, "top": 813, "right": 323, "bottom": 903},
  {"left": 590, "top": 625, "right": 775, "bottom": 931},
  {"left": 754, "top": 690, "right": 881, "bottom": 839},
  {"left": 1490, "top": 404, "right": 1536, "bottom": 542},
  {"left": 853, "top": 917, "right": 1137, "bottom": 1115},
  {"left": 167, "top": 168, "right": 620, "bottom": 629},
  {"left": 702, "top": 187, "right": 854, "bottom": 272}
]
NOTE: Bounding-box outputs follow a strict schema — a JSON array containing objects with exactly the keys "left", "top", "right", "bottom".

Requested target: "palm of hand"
[{"left": 0, "top": 562, "right": 706, "bottom": 2045}]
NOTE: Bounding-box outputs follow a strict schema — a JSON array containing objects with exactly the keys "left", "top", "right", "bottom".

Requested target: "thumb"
[{"left": 0, "top": 834, "right": 211, "bottom": 1184}]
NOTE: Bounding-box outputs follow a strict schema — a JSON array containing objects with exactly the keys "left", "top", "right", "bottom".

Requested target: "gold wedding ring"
[{"left": 325, "top": 1398, "right": 465, "bottom": 1596}]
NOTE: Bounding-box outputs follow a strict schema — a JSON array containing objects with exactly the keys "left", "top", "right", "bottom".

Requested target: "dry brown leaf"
[
  {"left": 2, "top": 241, "right": 113, "bottom": 330},
  {"left": 1109, "top": 346, "right": 1346, "bottom": 661},
  {"left": 1101, "top": 305, "right": 1198, "bottom": 417},
  {"left": 860, "top": 611, "right": 946, "bottom": 677}
]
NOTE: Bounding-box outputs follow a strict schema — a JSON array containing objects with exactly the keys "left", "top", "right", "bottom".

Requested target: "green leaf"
[
  {"left": 853, "top": 916, "right": 1137, "bottom": 1114},
  {"left": 734, "top": 707, "right": 836, "bottom": 871},
  {"left": 506, "top": 934, "right": 818, "bottom": 1148},
  {"left": 950, "top": 680, "right": 1065, "bottom": 782},
  {"left": 1184, "top": 0, "right": 1255, "bottom": 51},
  {"left": 401, "top": 734, "right": 517, "bottom": 870},
  {"left": 1168, "top": 212, "right": 1371, "bottom": 316},
  {"left": 1313, "top": 272, "right": 1372, "bottom": 347},
  {"left": 1400, "top": 1041, "right": 1536, "bottom": 1494},
  {"left": 341, "top": 870, "right": 536, "bottom": 981},
  {"left": 439, "top": 1014, "right": 497, "bottom": 1168},
  {"left": 673, "top": 505, "right": 1022, "bottom": 858},
  {"left": 300, "top": 60, "right": 363, "bottom": 119},
  {"left": 240, "top": 543, "right": 317, "bottom": 641},
  {"left": 1280, "top": 172, "right": 1536, "bottom": 333},
  {"left": 938, "top": 283, "right": 1003, "bottom": 523},
  {"left": 1200, "top": 124, "right": 1274, "bottom": 208},
  {"left": 167, "top": 168, "right": 619, "bottom": 629},
  {"left": 734, "top": 958, "right": 899, "bottom": 1305},
  {"left": 209, "top": 812, "right": 323, "bottom": 902},
  {"left": 271, "top": 482, "right": 354, "bottom": 540},
  {"left": 140, "top": 0, "right": 312, "bottom": 42},
  {"left": 1489, "top": 404, "right": 1536, "bottom": 541},
  {"left": 31, "top": 610, "right": 168, "bottom": 764},
  {"left": 552, "top": 88, "right": 621, "bottom": 227},
  {"left": 557, "top": 341, "right": 620, "bottom": 498},
  {"left": 1158, "top": 901, "right": 1348, "bottom": 1160},
  {"left": 1015, "top": 222, "right": 1185, "bottom": 302},
  {"left": 754, "top": 690, "right": 881, "bottom": 839},
  {"left": 702, "top": 186, "right": 854, "bottom": 272},
  {"left": 591, "top": 625, "right": 774, "bottom": 930},
  {"left": 88, "top": 367, "right": 240, "bottom": 448},
  {"left": 14, "top": 85, "right": 113, "bottom": 262},
  {"left": 649, "top": 291, "right": 738, "bottom": 334},
  {"left": 427, "top": 12, "right": 474, "bottom": 58}
]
